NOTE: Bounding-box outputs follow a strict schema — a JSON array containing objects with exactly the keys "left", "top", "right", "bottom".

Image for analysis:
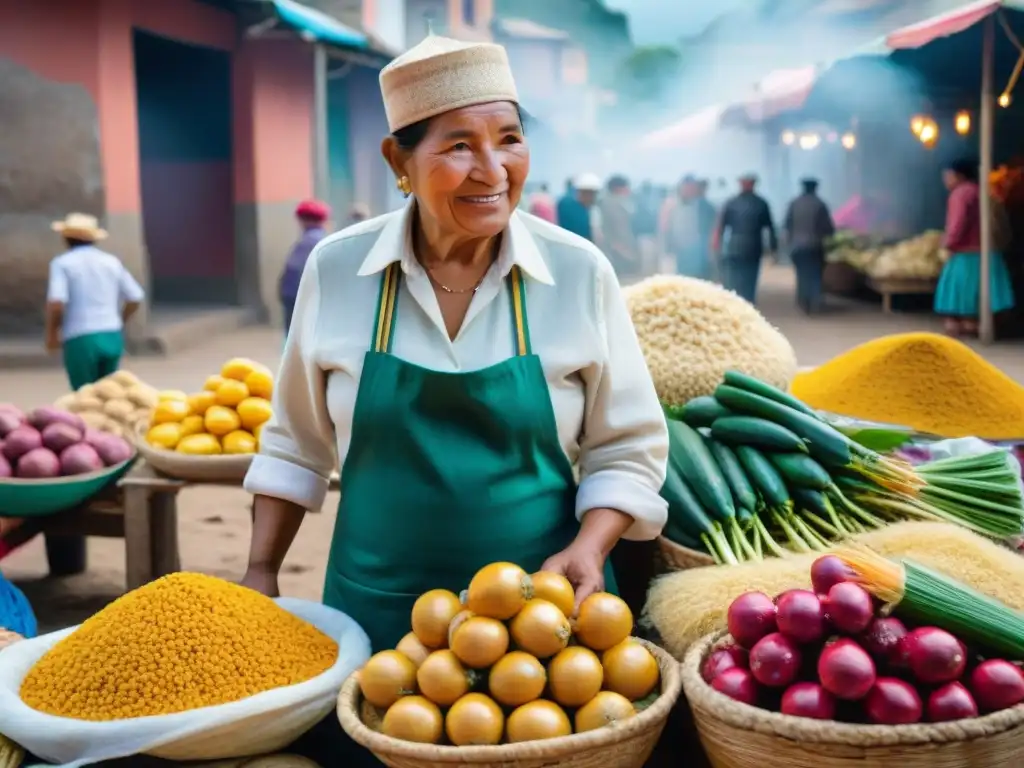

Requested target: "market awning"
[
  {"left": 640, "top": 104, "right": 727, "bottom": 149},
  {"left": 884, "top": 0, "right": 1008, "bottom": 49},
  {"left": 268, "top": 0, "right": 368, "bottom": 49}
]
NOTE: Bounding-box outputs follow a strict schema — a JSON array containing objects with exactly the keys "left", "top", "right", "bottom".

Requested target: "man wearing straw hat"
[{"left": 45, "top": 213, "right": 145, "bottom": 390}]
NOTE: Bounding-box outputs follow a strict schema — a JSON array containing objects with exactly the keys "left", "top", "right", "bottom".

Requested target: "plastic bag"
[{"left": 0, "top": 597, "right": 370, "bottom": 767}]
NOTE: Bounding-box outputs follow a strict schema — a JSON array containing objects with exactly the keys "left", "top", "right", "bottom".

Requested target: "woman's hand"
[
  {"left": 240, "top": 566, "right": 281, "bottom": 598},
  {"left": 541, "top": 542, "right": 606, "bottom": 610}
]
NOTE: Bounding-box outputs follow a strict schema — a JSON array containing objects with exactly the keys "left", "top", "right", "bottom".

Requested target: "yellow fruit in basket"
[
  {"left": 574, "top": 592, "right": 633, "bottom": 651},
  {"left": 574, "top": 691, "right": 636, "bottom": 733},
  {"left": 488, "top": 651, "right": 546, "bottom": 707},
  {"left": 204, "top": 406, "right": 241, "bottom": 437},
  {"left": 253, "top": 423, "right": 264, "bottom": 444},
  {"left": 509, "top": 599, "right": 571, "bottom": 659},
  {"left": 187, "top": 391, "right": 217, "bottom": 416},
  {"left": 176, "top": 433, "right": 222, "bottom": 455},
  {"left": 215, "top": 380, "right": 249, "bottom": 408},
  {"left": 530, "top": 571, "right": 576, "bottom": 618},
  {"left": 236, "top": 397, "right": 272, "bottom": 431},
  {"left": 547, "top": 646, "right": 603, "bottom": 708},
  {"left": 221, "top": 357, "right": 258, "bottom": 382},
  {"left": 359, "top": 650, "right": 417, "bottom": 708},
  {"left": 157, "top": 390, "right": 188, "bottom": 402},
  {"left": 244, "top": 367, "right": 274, "bottom": 400},
  {"left": 465, "top": 562, "right": 532, "bottom": 620},
  {"left": 444, "top": 693, "right": 504, "bottom": 747},
  {"left": 449, "top": 615, "right": 508, "bottom": 669},
  {"left": 602, "top": 640, "right": 659, "bottom": 701},
  {"left": 147, "top": 423, "right": 183, "bottom": 450},
  {"left": 222, "top": 430, "right": 257, "bottom": 455},
  {"left": 395, "top": 632, "right": 432, "bottom": 669},
  {"left": 411, "top": 589, "right": 462, "bottom": 649},
  {"left": 506, "top": 700, "right": 572, "bottom": 743},
  {"left": 204, "top": 374, "right": 226, "bottom": 392},
  {"left": 381, "top": 695, "right": 443, "bottom": 744},
  {"left": 416, "top": 650, "right": 478, "bottom": 706},
  {"left": 151, "top": 399, "right": 190, "bottom": 425},
  {"left": 179, "top": 415, "right": 206, "bottom": 438}
]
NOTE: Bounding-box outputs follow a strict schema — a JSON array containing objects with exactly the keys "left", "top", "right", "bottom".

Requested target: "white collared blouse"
[{"left": 243, "top": 204, "right": 669, "bottom": 540}]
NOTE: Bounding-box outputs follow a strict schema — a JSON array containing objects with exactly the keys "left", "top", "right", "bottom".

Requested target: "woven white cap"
[
  {"left": 379, "top": 35, "right": 519, "bottom": 133},
  {"left": 574, "top": 173, "right": 602, "bottom": 192}
]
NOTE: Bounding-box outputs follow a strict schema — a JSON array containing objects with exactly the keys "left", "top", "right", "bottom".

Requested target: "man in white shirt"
[{"left": 45, "top": 213, "right": 145, "bottom": 391}]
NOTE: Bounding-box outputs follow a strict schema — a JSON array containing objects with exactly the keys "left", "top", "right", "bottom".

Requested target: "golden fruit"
[
  {"left": 447, "top": 609, "right": 476, "bottom": 646},
  {"left": 221, "top": 357, "right": 259, "bottom": 382},
  {"left": 253, "top": 423, "right": 264, "bottom": 445},
  {"left": 574, "top": 593, "right": 633, "bottom": 651},
  {"left": 488, "top": 651, "right": 546, "bottom": 707},
  {"left": 450, "top": 616, "right": 509, "bottom": 669},
  {"left": 411, "top": 589, "right": 462, "bottom": 649},
  {"left": 465, "top": 562, "right": 533, "bottom": 620},
  {"left": 602, "top": 640, "right": 660, "bottom": 701},
  {"left": 509, "top": 599, "right": 571, "bottom": 659},
  {"left": 359, "top": 650, "right": 417, "bottom": 708},
  {"left": 530, "top": 571, "right": 576, "bottom": 618},
  {"left": 416, "top": 650, "right": 478, "bottom": 706},
  {"left": 574, "top": 691, "right": 635, "bottom": 733},
  {"left": 222, "top": 430, "right": 257, "bottom": 455},
  {"left": 187, "top": 391, "right": 217, "bottom": 416},
  {"left": 506, "top": 700, "right": 572, "bottom": 743},
  {"left": 244, "top": 367, "right": 274, "bottom": 400},
  {"left": 204, "top": 405, "right": 241, "bottom": 437},
  {"left": 204, "top": 374, "right": 226, "bottom": 392},
  {"left": 395, "top": 632, "right": 432, "bottom": 669},
  {"left": 147, "top": 423, "right": 183, "bottom": 450},
  {"left": 215, "top": 379, "right": 250, "bottom": 408},
  {"left": 179, "top": 415, "right": 206, "bottom": 438},
  {"left": 236, "top": 397, "right": 273, "bottom": 431},
  {"left": 151, "top": 399, "right": 190, "bottom": 425},
  {"left": 156, "top": 389, "right": 188, "bottom": 402},
  {"left": 176, "top": 433, "right": 222, "bottom": 456},
  {"left": 382, "top": 696, "right": 443, "bottom": 744},
  {"left": 547, "top": 646, "right": 603, "bottom": 708},
  {"left": 444, "top": 693, "right": 504, "bottom": 747}
]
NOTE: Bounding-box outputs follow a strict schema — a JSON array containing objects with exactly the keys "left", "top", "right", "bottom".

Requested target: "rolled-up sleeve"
[
  {"left": 575, "top": 259, "right": 669, "bottom": 541},
  {"left": 243, "top": 251, "right": 337, "bottom": 510}
]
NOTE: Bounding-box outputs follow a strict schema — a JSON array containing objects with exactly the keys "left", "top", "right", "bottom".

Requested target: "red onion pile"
[{"left": 704, "top": 555, "right": 1024, "bottom": 725}]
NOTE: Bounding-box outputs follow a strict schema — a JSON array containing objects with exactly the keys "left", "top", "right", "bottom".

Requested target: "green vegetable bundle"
[{"left": 660, "top": 371, "right": 1024, "bottom": 565}]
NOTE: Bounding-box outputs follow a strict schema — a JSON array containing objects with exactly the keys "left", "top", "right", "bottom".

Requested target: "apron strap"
[{"left": 509, "top": 265, "right": 531, "bottom": 357}]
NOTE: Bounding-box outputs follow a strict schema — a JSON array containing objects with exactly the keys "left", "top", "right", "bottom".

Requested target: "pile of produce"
[
  {"left": 359, "top": 562, "right": 660, "bottom": 746},
  {"left": 19, "top": 572, "right": 338, "bottom": 720},
  {"left": 53, "top": 370, "right": 157, "bottom": 439},
  {"left": 662, "top": 369, "right": 1024, "bottom": 564},
  {"left": 0, "top": 405, "right": 133, "bottom": 479},
  {"left": 864, "top": 231, "right": 945, "bottom": 281},
  {"left": 825, "top": 231, "right": 884, "bottom": 271},
  {"left": 792, "top": 332, "right": 1024, "bottom": 440},
  {"left": 143, "top": 358, "right": 273, "bottom": 456},
  {"left": 991, "top": 164, "right": 1024, "bottom": 210},
  {"left": 624, "top": 275, "right": 797, "bottom": 407},
  {"left": 703, "top": 552, "right": 1024, "bottom": 725}
]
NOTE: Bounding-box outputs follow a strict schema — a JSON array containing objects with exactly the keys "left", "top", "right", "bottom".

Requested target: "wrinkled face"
[{"left": 384, "top": 101, "right": 528, "bottom": 239}]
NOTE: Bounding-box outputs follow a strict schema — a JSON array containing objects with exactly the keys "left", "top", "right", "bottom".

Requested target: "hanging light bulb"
[
  {"left": 781, "top": 130, "right": 796, "bottom": 145},
  {"left": 841, "top": 132, "right": 857, "bottom": 150},
  {"left": 954, "top": 111, "right": 971, "bottom": 135},
  {"left": 910, "top": 115, "right": 926, "bottom": 135},
  {"left": 999, "top": 92, "right": 1012, "bottom": 108},
  {"left": 919, "top": 120, "right": 938, "bottom": 147},
  {"left": 798, "top": 133, "right": 820, "bottom": 150}
]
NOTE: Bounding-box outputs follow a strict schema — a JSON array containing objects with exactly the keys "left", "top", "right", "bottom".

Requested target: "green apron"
[{"left": 325, "top": 262, "right": 615, "bottom": 654}]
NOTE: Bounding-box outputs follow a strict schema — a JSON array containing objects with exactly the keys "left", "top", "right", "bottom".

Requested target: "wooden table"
[{"left": 867, "top": 277, "right": 937, "bottom": 313}]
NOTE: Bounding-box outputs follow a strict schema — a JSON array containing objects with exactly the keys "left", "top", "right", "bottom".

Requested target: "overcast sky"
[{"left": 606, "top": 0, "right": 747, "bottom": 44}]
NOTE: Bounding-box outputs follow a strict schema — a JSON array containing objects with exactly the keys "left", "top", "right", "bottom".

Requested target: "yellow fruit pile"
[
  {"left": 358, "top": 562, "right": 661, "bottom": 747},
  {"left": 145, "top": 358, "right": 274, "bottom": 456}
]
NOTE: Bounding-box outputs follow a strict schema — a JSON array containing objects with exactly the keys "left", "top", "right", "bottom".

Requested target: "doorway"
[{"left": 133, "top": 30, "right": 235, "bottom": 305}]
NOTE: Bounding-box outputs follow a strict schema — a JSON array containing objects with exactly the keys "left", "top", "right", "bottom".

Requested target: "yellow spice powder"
[
  {"left": 791, "top": 332, "right": 1024, "bottom": 440},
  {"left": 20, "top": 572, "right": 338, "bottom": 721}
]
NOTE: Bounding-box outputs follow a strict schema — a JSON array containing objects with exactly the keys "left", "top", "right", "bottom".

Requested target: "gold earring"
[{"left": 396, "top": 176, "right": 411, "bottom": 197}]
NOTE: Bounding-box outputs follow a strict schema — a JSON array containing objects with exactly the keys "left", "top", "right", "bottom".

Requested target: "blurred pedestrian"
[
  {"left": 557, "top": 173, "right": 601, "bottom": 242},
  {"left": 715, "top": 173, "right": 777, "bottom": 304},
  {"left": 598, "top": 175, "right": 640, "bottom": 278},
  {"left": 280, "top": 199, "right": 331, "bottom": 336},
  {"left": 528, "top": 182, "right": 557, "bottom": 223},
  {"left": 661, "top": 175, "right": 716, "bottom": 280},
  {"left": 784, "top": 178, "right": 835, "bottom": 314}
]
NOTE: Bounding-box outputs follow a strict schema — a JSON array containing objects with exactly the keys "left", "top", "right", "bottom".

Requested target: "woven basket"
[
  {"left": 657, "top": 536, "right": 715, "bottom": 573},
  {"left": 134, "top": 423, "right": 253, "bottom": 483},
  {"left": 683, "top": 631, "right": 1024, "bottom": 768},
  {"left": 337, "top": 638, "right": 683, "bottom": 768},
  {"left": 0, "top": 632, "right": 24, "bottom": 768}
]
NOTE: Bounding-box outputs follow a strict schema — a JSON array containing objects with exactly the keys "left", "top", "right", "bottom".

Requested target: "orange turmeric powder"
[{"left": 791, "top": 332, "right": 1024, "bottom": 440}]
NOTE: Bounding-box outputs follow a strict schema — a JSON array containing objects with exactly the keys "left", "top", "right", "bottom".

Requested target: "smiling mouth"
[{"left": 460, "top": 193, "right": 504, "bottom": 204}]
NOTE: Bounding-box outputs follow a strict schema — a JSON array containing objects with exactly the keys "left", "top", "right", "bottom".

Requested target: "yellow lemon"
[
  {"left": 187, "top": 391, "right": 217, "bottom": 416},
  {"left": 176, "top": 433, "right": 222, "bottom": 455},
  {"left": 151, "top": 399, "right": 190, "bottom": 425},
  {"left": 221, "top": 358, "right": 258, "bottom": 382},
  {"left": 253, "top": 422, "right": 264, "bottom": 445},
  {"left": 147, "top": 423, "right": 183, "bottom": 450},
  {"left": 179, "top": 415, "right": 206, "bottom": 438},
  {"left": 222, "top": 430, "right": 257, "bottom": 455},
  {"left": 236, "top": 397, "right": 273, "bottom": 431},
  {"left": 215, "top": 379, "right": 249, "bottom": 408},
  {"left": 203, "top": 374, "right": 226, "bottom": 392},
  {"left": 244, "top": 367, "right": 274, "bottom": 400},
  {"left": 204, "top": 405, "right": 241, "bottom": 437},
  {"left": 157, "top": 389, "right": 188, "bottom": 403}
]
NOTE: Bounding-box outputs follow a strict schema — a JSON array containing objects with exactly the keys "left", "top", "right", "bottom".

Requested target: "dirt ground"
[{"left": 2, "top": 264, "right": 1022, "bottom": 632}]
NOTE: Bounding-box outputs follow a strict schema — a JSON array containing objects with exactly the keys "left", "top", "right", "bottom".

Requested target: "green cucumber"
[
  {"left": 661, "top": 462, "right": 716, "bottom": 540},
  {"left": 705, "top": 437, "right": 758, "bottom": 512},
  {"left": 667, "top": 420, "right": 736, "bottom": 521},
  {"left": 735, "top": 446, "right": 790, "bottom": 508},
  {"left": 714, "top": 385, "right": 853, "bottom": 468},
  {"left": 768, "top": 453, "right": 832, "bottom": 491},
  {"left": 681, "top": 396, "right": 732, "bottom": 429},
  {"left": 723, "top": 370, "right": 821, "bottom": 419},
  {"left": 710, "top": 416, "right": 808, "bottom": 453},
  {"left": 663, "top": 403, "right": 687, "bottom": 421},
  {"left": 790, "top": 487, "right": 832, "bottom": 518}
]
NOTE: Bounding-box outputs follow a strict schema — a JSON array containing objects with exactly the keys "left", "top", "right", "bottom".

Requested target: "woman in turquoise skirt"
[{"left": 934, "top": 158, "right": 1015, "bottom": 336}]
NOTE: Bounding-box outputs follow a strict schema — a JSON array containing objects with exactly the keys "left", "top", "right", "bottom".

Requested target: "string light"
[
  {"left": 910, "top": 115, "right": 926, "bottom": 135},
  {"left": 798, "top": 133, "right": 821, "bottom": 150},
  {"left": 919, "top": 121, "right": 938, "bottom": 147},
  {"left": 999, "top": 92, "right": 1012, "bottom": 108},
  {"left": 955, "top": 110, "right": 971, "bottom": 135},
  {"left": 781, "top": 130, "right": 796, "bottom": 145},
  {"left": 841, "top": 132, "right": 857, "bottom": 150}
]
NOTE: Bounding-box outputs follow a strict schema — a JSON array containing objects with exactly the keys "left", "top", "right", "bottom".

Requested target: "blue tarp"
[{"left": 270, "top": 0, "right": 368, "bottom": 50}]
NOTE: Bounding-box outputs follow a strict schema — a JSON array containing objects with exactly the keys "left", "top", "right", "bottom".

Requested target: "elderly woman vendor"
[{"left": 242, "top": 36, "right": 668, "bottom": 759}]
